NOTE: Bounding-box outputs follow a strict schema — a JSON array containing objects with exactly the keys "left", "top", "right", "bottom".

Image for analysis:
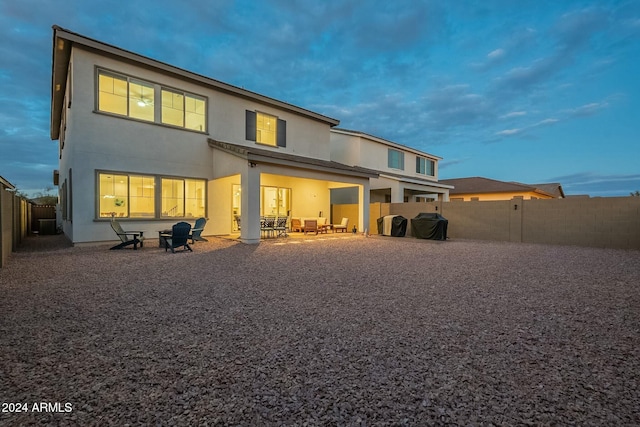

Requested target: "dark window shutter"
[
  {"left": 277, "top": 119, "right": 286, "bottom": 147},
  {"left": 245, "top": 110, "right": 256, "bottom": 141}
]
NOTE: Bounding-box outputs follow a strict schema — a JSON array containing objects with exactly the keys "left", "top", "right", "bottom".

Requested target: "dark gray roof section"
[
  {"left": 331, "top": 128, "right": 442, "bottom": 160},
  {"left": 529, "top": 183, "right": 565, "bottom": 198},
  {"left": 208, "top": 139, "right": 379, "bottom": 179},
  {"left": 50, "top": 25, "right": 340, "bottom": 140}
]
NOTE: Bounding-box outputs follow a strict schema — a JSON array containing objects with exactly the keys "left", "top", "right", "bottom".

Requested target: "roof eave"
[
  {"left": 208, "top": 139, "right": 378, "bottom": 179},
  {"left": 50, "top": 26, "right": 340, "bottom": 130},
  {"left": 331, "top": 128, "right": 443, "bottom": 161},
  {"left": 50, "top": 27, "right": 72, "bottom": 140}
]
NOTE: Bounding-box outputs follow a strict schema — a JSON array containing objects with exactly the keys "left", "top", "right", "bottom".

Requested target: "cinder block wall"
[
  {"left": 1, "top": 187, "right": 14, "bottom": 267},
  {"left": 522, "top": 197, "right": 640, "bottom": 249},
  {"left": 342, "top": 197, "right": 640, "bottom": 249}
]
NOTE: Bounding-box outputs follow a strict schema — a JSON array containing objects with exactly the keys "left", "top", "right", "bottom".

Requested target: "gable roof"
[
  {"left": 50, "top": 26, "right": 340, "bottom": 140},
  {"left": 528, "top": 183, "right": 566, "bottom": 198},
  {"left": 439, "top": 177, "right": 562, "bottom": 198},
  {"left": 331, "top": 128, "right": 442, "bottom": 160}
]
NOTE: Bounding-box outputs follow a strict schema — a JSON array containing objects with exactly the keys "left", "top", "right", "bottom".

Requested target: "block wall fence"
[{"left": 333, "top": 197, "right": 640, "bottom": 250}]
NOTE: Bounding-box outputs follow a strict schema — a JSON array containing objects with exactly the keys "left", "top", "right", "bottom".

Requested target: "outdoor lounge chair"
[
  {"left": 191, "top": 217, "right": 208, "bottom": 242},
  {"left": 109, "top": 217, "right": 144, "bottom": 250},
  {"left": 260, "top": 216, "right": 276, "bottom": 238},
  {"left": 274, "top": 216, "right": 288, "bottom": 237},
  {"left": 164, "top": 222, "right": 193, "bottom": 253},
  {"left": 303, "top": 219, "right": 318, "bottom": 235},
  {"left": 333, "top": 217, "right": 349, "bottom": 233}
]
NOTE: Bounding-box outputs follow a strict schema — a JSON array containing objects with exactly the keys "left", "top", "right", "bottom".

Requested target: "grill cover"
[
  {"left": 411, "top": 213, "right": 448, "bottom": 240},
  {"left": 376, "top": 215, "right": 407, "bottom": 237}
]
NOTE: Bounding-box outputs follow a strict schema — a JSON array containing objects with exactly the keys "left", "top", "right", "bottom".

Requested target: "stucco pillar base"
[{"left": 239, "top": 237, "right": 261, "bottom": 244}]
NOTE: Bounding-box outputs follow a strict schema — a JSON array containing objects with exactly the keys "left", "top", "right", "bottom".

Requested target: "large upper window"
[
  {"left": 416, "top": 157, "right": 435, "bottom": 176},
  {"left": 388, "top": 149, "right": 404, "bottom": 170},
  {"left": 98, "top": 71, "right": 155, "bottom": 122},
  {"left": 97, "top": 172, "right": 205, "bottom": 219},
  {"left": 246, "top": 110, "right": 286, "bottom": 147},
  {"left": 97, "top": 68, "right": 207, "bottom": 132},
  {"left": 161, "top": 89, "right": 206, "bottom": 131}
]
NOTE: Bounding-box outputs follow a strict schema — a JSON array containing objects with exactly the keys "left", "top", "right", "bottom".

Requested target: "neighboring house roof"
[
  {"left": 331, "top": 128, "right": 442, "bottom": 160},
  {"left": 439, "top": 177, "right": 561, "bottom": 198},
  {"left": 50, "top": 26, "right": 340, "bottom": 140},
  {"left": 208, "top": 139, "right": 379, "bottom": 179},
  {"left": 528, "top": 183, "right": 566, "bottom": 198}
]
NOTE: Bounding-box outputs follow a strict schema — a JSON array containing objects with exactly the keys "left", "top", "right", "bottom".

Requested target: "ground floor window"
[
  {"left": 161, "top": 178, "right": 205, "bottom": 218},
  {"left": 98, "top": 171, "right": 205, "bottom": 219}
]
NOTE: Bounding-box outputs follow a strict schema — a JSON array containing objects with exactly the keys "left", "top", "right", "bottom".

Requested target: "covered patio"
[{"left": 208, "top": 139, "right": 377, "bottom": 243}]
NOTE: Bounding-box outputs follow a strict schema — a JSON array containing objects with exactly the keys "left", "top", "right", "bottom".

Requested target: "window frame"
[
  {"left": 246, "top": 110, "right": 286, "bottom": 147},
  {"left": 387, "top": 148, "right": 405, "bottom": 170},
  {"left": 416, "top": 156, "right": 435, "bottom": 176},
  {"left": 95, "top": 67, "right": 208, "bottom": 134},
  {"left": 96, "top": 170, "right": 207, "bottom": 220},
  {"left": 160, "top": 87, "right": 207, "bottom": 132}
]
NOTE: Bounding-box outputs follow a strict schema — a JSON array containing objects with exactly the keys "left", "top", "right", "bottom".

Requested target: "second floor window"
[
  {"left": 246, "top": 110, "right": 286, "bottom": 147},
  {"left": 416, "top": 157, "right": 435, "bottom": 176},
  {"left": 96, "top": 68, "right": 207, "bottom": 132},
  {"left": 257, "top": 112, "right": 277, "bottom": 146},
  {"left": 98, "top": 71, "right": 155, "bottom": 122},
  {"left": 161, "top": 89, "right": 206, "bottom": 131},
  {"left": 388, "top": 149, "right": 404, "bottom": 170}
]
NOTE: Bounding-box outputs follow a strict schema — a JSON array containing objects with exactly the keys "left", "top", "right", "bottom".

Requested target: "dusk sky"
[{"left": 1, "top": 0, "right": 639, "bottom": 197}]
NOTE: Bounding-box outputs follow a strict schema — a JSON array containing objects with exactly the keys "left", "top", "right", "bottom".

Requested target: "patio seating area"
[{"left": 2, "top": 236, "right": 639, "bottom": 425}]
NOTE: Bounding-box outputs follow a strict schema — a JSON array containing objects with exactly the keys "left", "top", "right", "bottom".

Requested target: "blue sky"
[{"left": 1, "top": 0, "right": 639, "bottom": 197}]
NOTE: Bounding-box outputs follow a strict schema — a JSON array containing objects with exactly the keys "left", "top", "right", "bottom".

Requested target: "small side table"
[{"left": 158, "top": 230, "right": 171, "bottom": 248}]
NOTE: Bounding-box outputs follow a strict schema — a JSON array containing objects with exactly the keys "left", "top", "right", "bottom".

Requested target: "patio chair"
[
  {"left": 164, "top": 221, "right": 193, "bottom": 253},
  {"left": 333, "top": 217, "right": 349, "bottom": 233},
  {"left": 191, "top": 217, "right": 208, "bottom": 242},
  {"left": 303, "top": 219, "right": 318, "bottom": 235},
  {"left": 274, "top": 216, "right": 288, "bottom": 237},
  {"left": 109, "top": 217, "right": 144, "bottom": 250},
  {"left": 290, "top": 218, "right": 303, "bottom": 232},
  {"left": 261, "top": 216, "right": 276, "bottom": 238}
]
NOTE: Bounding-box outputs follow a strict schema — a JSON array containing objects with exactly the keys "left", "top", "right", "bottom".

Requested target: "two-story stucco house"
[
  {"left": 330, "top": 129, "right": 451, "bottom": 203},
  {"left": 50, "top": 26, "right": 449, "bottom": 245}
]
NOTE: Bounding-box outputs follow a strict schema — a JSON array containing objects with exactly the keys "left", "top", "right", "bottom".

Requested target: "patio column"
[
  {"left": 358, "top": 182, "right": 370, "bottom": 233},
  {"left": 390, "top": 181, "right": 404, "bottom": 203},
  {"left": 240, "top": 163, "right": 261, "bottom": 244}
]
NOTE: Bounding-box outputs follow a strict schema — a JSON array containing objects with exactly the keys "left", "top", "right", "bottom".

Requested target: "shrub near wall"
[{"left": 371, "top": 197, "right": 640, "bottom": 250}]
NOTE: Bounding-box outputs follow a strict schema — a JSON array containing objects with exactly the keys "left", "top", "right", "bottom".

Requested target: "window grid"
[{"left": 416, "top": 157, "right": 435, "bottom": 176}]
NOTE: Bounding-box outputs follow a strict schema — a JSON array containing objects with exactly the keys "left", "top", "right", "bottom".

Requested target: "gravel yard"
[{"left": 1, "top": 235, "right": 639, "bottom": 426}]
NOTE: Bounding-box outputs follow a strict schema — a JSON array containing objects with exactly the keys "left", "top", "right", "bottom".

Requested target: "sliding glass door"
[{"left": 260, "top": 186, "right": 290, "bottom": 217}]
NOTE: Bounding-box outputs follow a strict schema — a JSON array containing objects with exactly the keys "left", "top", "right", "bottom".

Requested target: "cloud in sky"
[{"left": 0, "top": 0, "right": 639, "bottom": 197}]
